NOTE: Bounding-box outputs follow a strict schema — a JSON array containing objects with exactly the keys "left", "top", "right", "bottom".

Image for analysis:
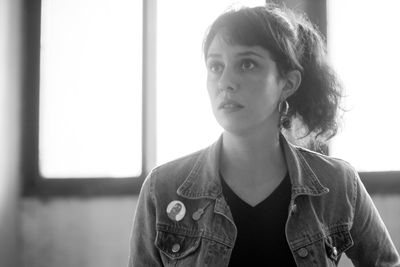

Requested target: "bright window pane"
[
  {"left": 328, "top": 0, "right": 400, "bottom": 171},
  {"left": 40, "top": 0, "right": 142, "bottom": 178},
  {"left": 157, "top": 0, "right": 264, "bottom": 165}
]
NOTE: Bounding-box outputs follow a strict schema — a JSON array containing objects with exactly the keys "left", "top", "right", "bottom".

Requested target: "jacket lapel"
[{"left": 177, "top": 134, "right": 330, "bottom": 202}]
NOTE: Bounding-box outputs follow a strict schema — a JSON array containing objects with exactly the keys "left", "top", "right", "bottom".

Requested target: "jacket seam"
[
  {"left": 289, "top": 223, "right": 352, "bottom": 250},
  {"left": 156, "top": 224, "right": 234, "bottom": 247}
]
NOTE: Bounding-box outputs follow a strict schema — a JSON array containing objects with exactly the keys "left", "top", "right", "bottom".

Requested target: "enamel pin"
[{"left": 166, "top": 200, "right": 186, "bottom": 222}]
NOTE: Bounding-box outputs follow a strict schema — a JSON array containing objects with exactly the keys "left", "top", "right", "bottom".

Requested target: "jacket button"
[
  {"left": 297, "top": 247, "right": 308, "bottom": 258},
  {"left": 171, "top": 243, "right": 181, "bottom": 253}
]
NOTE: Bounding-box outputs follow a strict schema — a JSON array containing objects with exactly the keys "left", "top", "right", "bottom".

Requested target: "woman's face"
[{"left": 206, "top": 34, "right": 286, "bottom": 135}]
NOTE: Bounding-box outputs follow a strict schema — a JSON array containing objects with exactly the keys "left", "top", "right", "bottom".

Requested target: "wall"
[
  {"left": 0, "top": 0, "right": 21, "bottom": 266},
  {"left": 20, "top": 195, "right": 400, "bottom": 267},
  {"left": 21, "top": 197, "right": 138, "bottom": 267}
]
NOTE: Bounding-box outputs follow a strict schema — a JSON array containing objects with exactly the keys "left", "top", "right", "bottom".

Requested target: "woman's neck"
[{"left": 220, "top": 127, "right": 287, "bottom": 185}]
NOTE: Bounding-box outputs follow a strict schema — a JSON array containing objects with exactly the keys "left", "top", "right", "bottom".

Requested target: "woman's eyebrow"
[
  {"left": 237, "top": 51, "right": 264, "bottom": 58},
  {"left": 206, "top": 53, "right": 221, "bottom": 59},
  {"left": 206, "top": 51, "right": 264, "bottom": 59}
]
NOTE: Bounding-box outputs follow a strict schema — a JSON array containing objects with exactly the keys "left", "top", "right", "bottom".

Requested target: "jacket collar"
[
  {"left": 177, "top": 134, "right": 329, "bottom": 200},
  {"left": 177, "top": 136, "right": 223, "bottom": 199},
  {"left": 280, "top": 134, "right": 330, "bottom": 198}
]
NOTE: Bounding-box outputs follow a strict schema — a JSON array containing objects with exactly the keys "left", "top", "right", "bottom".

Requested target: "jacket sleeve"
[
  {"left": 128, "top": 170, "right": 163, "bottom": 267},
  {"left": 346, "top": 170, "right": 400, "bottom": 266}
]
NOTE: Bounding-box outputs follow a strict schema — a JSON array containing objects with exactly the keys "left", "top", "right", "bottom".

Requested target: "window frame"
[
  {"left": 359, "top": 172, "right": 400, "bottom": 195},
  {"left": 21, "top": 0, "right": 399, "bottom": 197},
  {"left": 21, "top": 0, "right": 156, "bottom": 197}
]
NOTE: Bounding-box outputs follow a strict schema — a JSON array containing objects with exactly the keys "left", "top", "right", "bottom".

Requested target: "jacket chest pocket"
[
  {"left": 155, "top": 230, "right": 202, "bottom": 266},
  {"left": 292, "top": 226, "right": 353, "bottom": 267}
]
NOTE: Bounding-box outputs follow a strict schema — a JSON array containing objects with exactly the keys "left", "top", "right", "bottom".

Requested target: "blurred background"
[{"left": 1, "top": 0, "right": 399, "bottom": 266}]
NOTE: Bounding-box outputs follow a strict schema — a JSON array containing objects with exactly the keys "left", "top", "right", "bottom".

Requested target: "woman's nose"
[{"left": 217, "top": 67, "right": 238, "bottom": 93}]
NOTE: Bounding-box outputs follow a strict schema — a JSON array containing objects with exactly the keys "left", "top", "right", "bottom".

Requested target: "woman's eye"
[
  {"left": 207, "top": 61, "right": 223, "bottom": 73},
  {"left": 240, "top": 59, "right": 256, "bottom": 71}
]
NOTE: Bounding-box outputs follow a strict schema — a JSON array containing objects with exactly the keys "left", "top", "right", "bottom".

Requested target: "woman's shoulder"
[
  {"left": 142, "top": 147, "right": 208, "bottom": 195},
  {"left": 154, "top": 149, "right": 205, "bottom": 178},
  {"left": 298, "top": 145, "right": 354, "bottom": 168},
  {"left": 294, "top": 144, "right": 359, "bottom": 186},
  {"left": 293, "top": 145, "right": 361, "bottom": 214}
]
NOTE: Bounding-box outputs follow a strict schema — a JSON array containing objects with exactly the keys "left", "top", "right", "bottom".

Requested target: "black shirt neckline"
[{"left": 220, "top": 172, "right": 290, "bottom": 209}]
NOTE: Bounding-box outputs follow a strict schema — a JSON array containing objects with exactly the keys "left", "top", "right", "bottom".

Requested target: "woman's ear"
[{"left": 281, "top": 70, "right": 301, "bottom": 99}]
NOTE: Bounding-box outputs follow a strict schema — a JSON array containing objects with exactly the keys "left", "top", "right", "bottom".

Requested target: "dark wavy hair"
[{"left": 203, "top": 3, "right": 343, "bottom": 142}]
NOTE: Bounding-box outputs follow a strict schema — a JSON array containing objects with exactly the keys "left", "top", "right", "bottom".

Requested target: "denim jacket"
[{"left": 129, "top": 135, "right": 400, "bottom": 266}]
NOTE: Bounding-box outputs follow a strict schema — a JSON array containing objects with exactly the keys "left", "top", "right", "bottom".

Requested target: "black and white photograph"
[{"left": 1, "top": 0, "right": 399, "bottom": 266}]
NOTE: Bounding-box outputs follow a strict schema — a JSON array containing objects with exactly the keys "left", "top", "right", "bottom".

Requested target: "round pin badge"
[{"left": 166, "top": 200, "right": 186, "bottom": 222}]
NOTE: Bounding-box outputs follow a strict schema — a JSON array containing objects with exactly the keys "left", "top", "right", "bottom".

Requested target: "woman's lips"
[{"left": 218, "top": 99, "right": 244, "bottom": 112}]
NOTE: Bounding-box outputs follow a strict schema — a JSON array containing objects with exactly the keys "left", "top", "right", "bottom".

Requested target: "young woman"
[{"left": 129, "top": 3, "right": 400, "bottom": 266}]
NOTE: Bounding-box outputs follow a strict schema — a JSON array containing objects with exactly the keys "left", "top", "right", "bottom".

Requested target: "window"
[
  {"left": 22, "top": 0, "right": 147, "bottom": 196},
  {"left": 39, "top": 0, "right": 142, "bottom": 178},
  {"left": 328, "top": 0, "right": 400, "bottom": 172},
  {"left": 328, "top": 0, "right": 400, "bottom": 192}
]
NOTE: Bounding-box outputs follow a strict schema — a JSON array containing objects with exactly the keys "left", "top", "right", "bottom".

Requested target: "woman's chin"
[{"left": 216, "top": 119, "right": 254, "bottom": 136}]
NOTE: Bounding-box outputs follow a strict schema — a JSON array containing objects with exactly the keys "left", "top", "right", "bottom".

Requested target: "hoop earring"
[
  {"left": 278, "top": 100, "right": 289, "bottom": 116},
  {"left": 278, "top": 100, "right": 291, "bottom": 128}
]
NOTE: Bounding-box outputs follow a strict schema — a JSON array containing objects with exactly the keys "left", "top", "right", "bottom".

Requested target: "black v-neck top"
[{"left": 220, "top": 173, "right": 297, "bottom": 266}]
